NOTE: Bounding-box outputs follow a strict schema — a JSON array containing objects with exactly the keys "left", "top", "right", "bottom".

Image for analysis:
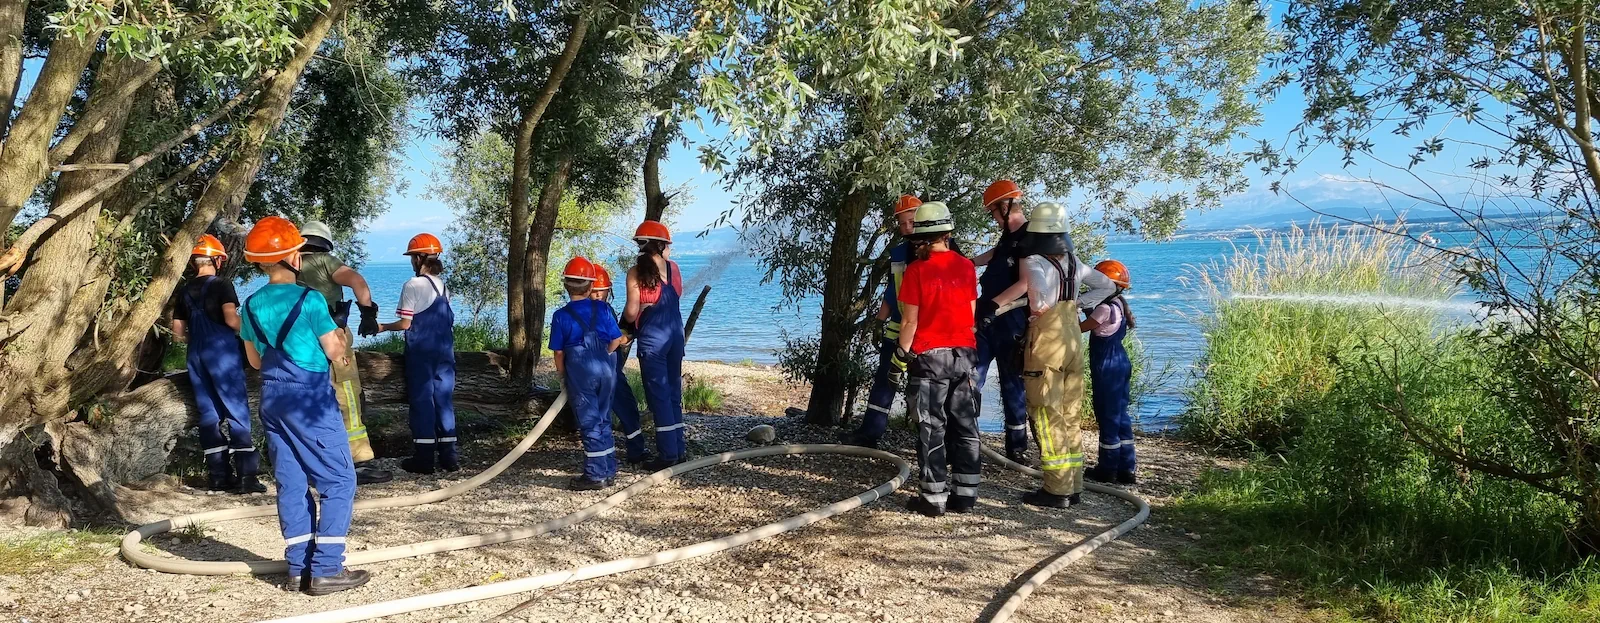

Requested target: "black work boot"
[
  {"left": 438, "top": 443, "right": 460, "bottom": 472},
  {"left": 1083, "top": 465, "right": 1116, "bottom": 484},
  {"left": 1006, "top": 447, "right": 1029, "bottom": 465},
  {"left": 641, "top": 456, "right": 685, "bottom": 472},
  {"left": 399, "top": 456, "right": 435, "bottom": 475},
  {"left": 947, "top": 495, "right": 978, "bottom": 514},
  {"left": 1021, "top": 488, "right": 1075, "bottom": 509},
  {"left": 354, "top": 462, "right": 394, "bottom": 485},
  {"left": 1116, "top": 470, "right": 1139, "bottom": 486},
  {"left": 235, "top": 474, "right": 267, "bottom": 495},
  {"left": 568, "top": 475, "right": 614, "bottom": 491},
  {"left": 206, "top": 475, "right": 238, "bottom": 492},
  {"left": 836, "top": 431, "right": 880, "bottom": 449},
  {"left": 624, "top": 452, "right": 656, "bottom": 470},
  {"left": 305, "top": 569, "right": 371, "bottom": 596},
  {"left": 905, "top": 496, "right": 946, "bottom": 518}
]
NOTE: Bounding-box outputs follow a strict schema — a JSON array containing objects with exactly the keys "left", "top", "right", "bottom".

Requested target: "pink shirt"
[
  {"left": 638, "top": 260, "right": 682, "bottom": 305},
  {"left": 1090, "top": 302, "right": 1124, "bottom": 337}
]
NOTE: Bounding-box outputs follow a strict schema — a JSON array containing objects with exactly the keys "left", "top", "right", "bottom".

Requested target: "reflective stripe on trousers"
[
  {"left": 908, "top": 347, "right": 981, "bottom": 506},
  {"left": 405, "top": 277, "right": 457, "bottom": 469},
  {"left": 245, "top": 288, "right": 355, "bottom": 578},
  {"left": 1023, "top": 300, "right": 1086, "bottom": 496}
]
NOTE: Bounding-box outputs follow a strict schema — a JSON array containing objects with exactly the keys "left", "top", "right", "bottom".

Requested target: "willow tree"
[
  {"left": 0, "top": 0, "right": 353, "bottom": 525},
  {"left": 413, "top": 0, "right": 601, "bottom": 379},
  {"left": 695, "top": 0, "right": 1273, "bottom": 423}
]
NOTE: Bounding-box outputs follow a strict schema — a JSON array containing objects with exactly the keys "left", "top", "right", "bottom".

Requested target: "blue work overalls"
[
  {"left": 635, "top": 261, "right": 686, "bottom": 462},
  {"left": 976, "top": 226, "right": 1031, "bottom": 454},
  {"left": 852, "top": 243, "right": 910, "bottom": 442},
  {"left": 183, "top": 276, "right": 258, "bottom": 485},
  {"left": 245, "top": 288, "right": 356, "bottom": 579},
  {"left": 562, "top": 301, "right": 618, "bottom": 480},
  {"left": 1089, "top": 299, "right": 1135, "bottom": 474},
  {"left": 405, "top": 276, "right": 457, "bottom": 469},
  {"left": 608, "top": 311, "right": 649, "bottom": 462}
]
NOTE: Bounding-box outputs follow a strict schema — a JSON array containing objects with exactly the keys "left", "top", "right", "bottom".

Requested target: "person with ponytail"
[
  {"left": 1082, "top": 260, "right": 1138, "bottom": 485},
  {"left": 623, "top": 220, "right": 687, "bottom": 471},
  {"left": 895, "top": 202, "right": 983, "bottom": 518},
  {"left": 379, "top": 233, "right": 458, "bottom": 476}
]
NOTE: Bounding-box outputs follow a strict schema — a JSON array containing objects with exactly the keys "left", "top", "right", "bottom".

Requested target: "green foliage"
[
  {"left": 682, "top": 377, "right": 724, "bottom": 413},
  {"left": 242, "top": 19, "right": 408, "bottom": 264},
  {"left": 1256, "top": 0, "right": 1596, "bottom": 208},
  {"left": 44, "top": 0, "right": 323, "bottom": 83},
  {"left": 359, "top": 320, "right": 508, "bottom": 353},
  {"left": 1171, "top": 332, "right": 1594, "bottom": 622},
  {"left": 161, "top": 342, "right": 188, "bottom": 372},
  {"left": 431, "top": 130, "right": 632, "bottom": 322},
  {"left": 1180, "top": 223, "right": 1453, "bottom": 449}
]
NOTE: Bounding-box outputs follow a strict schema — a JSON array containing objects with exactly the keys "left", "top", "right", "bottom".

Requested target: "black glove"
[
  {"left": 357, "top": 303, "right": 381, "bottom": 337},
  {"left": 888, "top": 346, "right": 914, "bottom": 391},
  {"left": 618, "top": 317, "right": 637, "bottom": 335},
  {"left": 975, "top": 298, "right": 999, "bottom": 330}
]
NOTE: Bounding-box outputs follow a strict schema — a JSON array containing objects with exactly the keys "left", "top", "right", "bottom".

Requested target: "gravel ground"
[{"left": 1, "top": 362, "right": 1302, "bottom": 623}]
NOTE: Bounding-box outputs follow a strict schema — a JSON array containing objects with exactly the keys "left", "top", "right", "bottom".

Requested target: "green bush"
[
  {"left": 1180, "top": 223, "right": 1451, "bottom": 450},
  {"left": 1174, "top": 223, "right": 1597, "bottom": 620},
  {"left": 1173, "top": 332, "right": 1590, "bottom": 620},
  {"left": 359, "top": 319, "right": 508, "bottom": 353},
  {"left": 683, "top": 376, "right": 724, "bottom": 412}
]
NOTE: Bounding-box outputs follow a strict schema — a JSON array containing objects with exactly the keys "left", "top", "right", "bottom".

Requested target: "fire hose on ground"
[{"left": 119, "top": 291, "right": 1148, "bottom": 622}]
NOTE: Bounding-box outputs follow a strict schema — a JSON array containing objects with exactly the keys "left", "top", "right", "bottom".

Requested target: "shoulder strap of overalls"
[
  {"left": 423, "top": 274, "right": 445, "bottom": 297},
  {"left": 272, "top": 288, "right": 315, "bottom": 351},
  {"left": 182, "top": 276, "right": 209, "bottom": 314},
  {"left": 1043, "top": 256, "right": 1075, "bottom": 303},
  {"left": 570, "top": 301, "right": 597, "bottom": 334},
  {"left": 244, "top": 292, "right": 268, "bottom": 343}
]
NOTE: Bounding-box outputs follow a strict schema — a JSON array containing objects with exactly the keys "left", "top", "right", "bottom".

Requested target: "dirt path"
[{"left": 0, "top": 362, "right": 1301, "bottom": 623}]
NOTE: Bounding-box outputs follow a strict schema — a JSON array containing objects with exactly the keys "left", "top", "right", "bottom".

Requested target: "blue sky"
[{"left": 367, "top": 74, "right": 1500, "bottom": 255}]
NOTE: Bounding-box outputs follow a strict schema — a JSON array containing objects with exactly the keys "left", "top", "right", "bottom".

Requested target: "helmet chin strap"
[{"left": 278, "top": 259, "right": 300, "bottom": 275}]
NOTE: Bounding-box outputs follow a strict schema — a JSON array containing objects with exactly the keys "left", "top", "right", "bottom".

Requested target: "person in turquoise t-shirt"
[
  {"left": 241, "top": 286, "right": 340, "bottom": 371},
  {"left": 238, "top": 216, "right": 369, "bottom": 596}
]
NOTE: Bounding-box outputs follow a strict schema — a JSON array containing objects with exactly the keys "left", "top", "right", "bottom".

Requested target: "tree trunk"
[
  {"left": 507, "top": 110, "right": 536, "bottom": 379},
  {"left": 0, "top": 0, "right": 26, "bottom": 144},
  {"left": 804, "top": 188, "right": 872, "bottom": 425},
  {"left": 0, "top": 0, "right": 348, "bottom": 526},
  {"left": 643, "top": 115, "right": 671, "bottom": 222},
  {"left": 505, "top": 11, "right": 592, "bottom": 379},
  {"left": 522, "top": 156, "right": 573, "bottom": 367},
  {"left": 0, "top": 26, "right": 104, "bottom": 227}
]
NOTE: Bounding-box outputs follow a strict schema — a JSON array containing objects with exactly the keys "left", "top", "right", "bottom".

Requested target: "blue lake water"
[{"left": 254, "top": 236, "right": 1502, "bottom": 433}]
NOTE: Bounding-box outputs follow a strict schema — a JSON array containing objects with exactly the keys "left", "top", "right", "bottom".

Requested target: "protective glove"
[
  {"left": 888, "top": 346, "right": 914, "bottom": 391},
  {"left": 975, "top": 298, "right": 1000, "bottom": 330},
  {"left": 618, "top": 317, "right": 637, "bottom": 335},
  {"left": 357, "top": 303, "right": 381, "bottom": 337}
]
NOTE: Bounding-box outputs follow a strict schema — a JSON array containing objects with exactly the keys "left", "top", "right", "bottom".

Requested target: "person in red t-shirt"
[{"left": 889, "top": 201, "right": 982, "bottom": 518}]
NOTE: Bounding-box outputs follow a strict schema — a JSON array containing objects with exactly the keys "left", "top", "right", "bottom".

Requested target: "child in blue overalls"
[
  {"left": 238, "top": 216, "right": 369, "bottom": 595},
  {"left": 381, "top": 233, "right": 459, "bottom": 475},
  {"left": 593, "top": 265, "right": 652, "bottom": 467},
  {"left": 552, "top": 257, "right": 626, "bottom": 489},
  {"left": 624, "top": 220, "right": 687, "bottom": 471},
  {"left": 172, "top": 234, "right": 263, "bottom": 494},
  {"left": 1082, "top": 259, "right": 1137, "bottom": 485}
]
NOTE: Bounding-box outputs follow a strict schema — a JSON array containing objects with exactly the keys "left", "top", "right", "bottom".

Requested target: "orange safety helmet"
[
  {"left": 405, "top": 233, "right": 443, "bottom": 256},
  {"left": 894, "top": 194, "right": 923, "bottom": 215},
  {"left": 190, "top": 234, "right": 227, "bottom": 260},
  {"left": 633, "top": 220, "right": 672, "bottom": 244},
  {"left": 983, "top": 179, "right": 1022, "bottom": 209},
  {"left": 243, "top": 216, "right": 305, "bottom": 263},
  {"left": 562, "top": 256, "right": 597, "bottom": 281},
  {"left": 592, "top": 264, "right": 613, "bottom": 290},
  {"left": 1094, "top": 259, "right": 1131, "bottom": 288}
]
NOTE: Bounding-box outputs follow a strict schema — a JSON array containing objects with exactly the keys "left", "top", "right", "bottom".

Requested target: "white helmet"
[
  {"left": 1026, "top": 202, "right": 1069, "bottom": 234},
  {"left": 911, "top": 201, "right": 955, "bottom": 235}
]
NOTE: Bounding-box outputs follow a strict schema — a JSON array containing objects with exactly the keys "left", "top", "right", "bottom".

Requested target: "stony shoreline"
[{"left": 0, "top": 360, "right": 1298, "bottom": 623}]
